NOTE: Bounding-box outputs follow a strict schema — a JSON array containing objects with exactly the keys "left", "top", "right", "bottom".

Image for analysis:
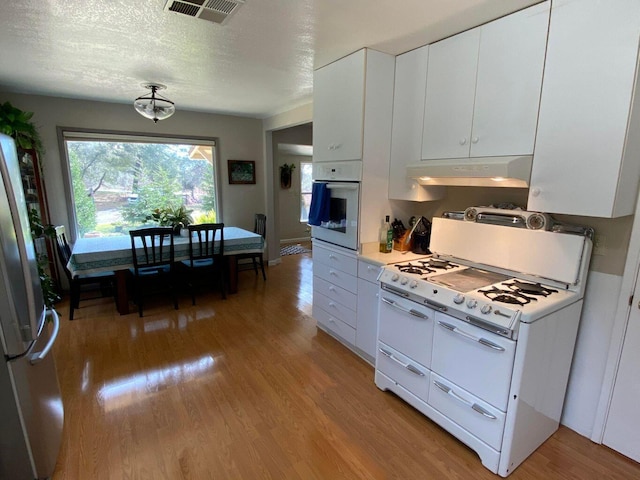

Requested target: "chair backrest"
[
  {"left": 54, "top": 225, "right": 73, "bottom": 281},
  {"left": 254, "top": 214, "right": 266, "bottom": 239},
  {"left": 129, "top": 227, "right": 174, "bottom": 272},
  {"left": 187, "top": 223, "right": 224, "bottom": 264}
]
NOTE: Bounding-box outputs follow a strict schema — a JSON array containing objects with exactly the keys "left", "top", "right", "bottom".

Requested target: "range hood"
[{"left": 406, "top": 155, "right": 532, "bottom": 188}]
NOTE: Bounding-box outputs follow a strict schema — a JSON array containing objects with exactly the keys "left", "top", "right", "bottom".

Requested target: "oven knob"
[
  {"left": 466, "top": 299, "right": 477, "bottom": 309},
  {"left": 391, "top": 273, "right": 399, "bottom": 282},
  {"left": 400, "top": 277, "right": 408, "bottom": 285},
  {"left": 409, "top": 280, "right": 418, "bottom": 289},
  {"left": 481, "top": 304, "right": 493, "bottom": 315},
  {"left": 453, "top": 294, "right": 465, "bottom": 304}
]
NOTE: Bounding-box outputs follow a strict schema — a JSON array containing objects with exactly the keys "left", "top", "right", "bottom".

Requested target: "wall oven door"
[{"left": 310, "top": 181, "right": 360, "bottom": 250}]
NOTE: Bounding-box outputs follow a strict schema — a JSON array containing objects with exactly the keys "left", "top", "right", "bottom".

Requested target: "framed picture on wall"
[{"left": 228, "top": 160, "right": 256, "bottom": 184}]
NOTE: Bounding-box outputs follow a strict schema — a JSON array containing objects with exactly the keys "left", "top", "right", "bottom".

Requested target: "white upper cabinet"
[
  {"left": 528, "top": 0, "right": 640, "bottom": 217},
  {"left": 471, "top": 2, "right": 550, "bottom": 157},
  {"left": 422, "top": 28, "right": 479, "bottom": 160},
  {"left": 313, "top": 50, "right": 366, "bottom": 162},
  {"left": 389, "top": 46, "right": 445, "bottom": 201},
  {"left": 422, "top": 1, "right": 550, "bottom": 160}
]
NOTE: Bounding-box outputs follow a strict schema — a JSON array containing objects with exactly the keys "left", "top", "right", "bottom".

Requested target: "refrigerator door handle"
[{"left": 29, "top": 309, "right": 60, "bottom": 365}]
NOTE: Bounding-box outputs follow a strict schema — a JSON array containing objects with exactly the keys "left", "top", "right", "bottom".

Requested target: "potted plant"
[
  {"left": 0, "top": 101, "right": 43, "bottom": 153},
  {"left": 147, "top": 205, "right": 193, "bottom": 234},
  {"left": 280, "top": 163, "right": 295, "bottom": 189},
  {"left": 28, "top": 208, "right": 60, "bottom": 308}
]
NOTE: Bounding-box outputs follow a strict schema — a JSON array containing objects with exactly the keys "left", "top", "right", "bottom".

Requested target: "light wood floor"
[{"left": 52, "top": 250, "right": 639, "bottom": 479}]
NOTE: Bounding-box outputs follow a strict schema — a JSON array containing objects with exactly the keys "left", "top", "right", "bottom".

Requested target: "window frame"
[
  {"left": 299, "top": 160, "right": 313, "bottom": 223},
  {"left": 57, "top": 127, "right": 221, "bottom": 242}
]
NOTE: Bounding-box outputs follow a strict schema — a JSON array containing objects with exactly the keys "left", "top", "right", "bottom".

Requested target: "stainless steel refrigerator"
[{"left": 0, "top": 133, "right": 63, "bottom": 479}]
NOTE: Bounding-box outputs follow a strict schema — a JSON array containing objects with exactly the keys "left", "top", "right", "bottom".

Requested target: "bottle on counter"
[{"left": 379, "top": 215, "right": 393, "bottom": 253}]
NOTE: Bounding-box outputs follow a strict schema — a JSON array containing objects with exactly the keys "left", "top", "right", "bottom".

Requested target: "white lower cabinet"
[{"left": 313, "top": 245, "right": 387, "bottom": 364}]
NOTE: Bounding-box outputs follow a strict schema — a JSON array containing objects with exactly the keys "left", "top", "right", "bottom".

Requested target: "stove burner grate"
[
  {"left": 420, "top": 259, "right": 458, "bottom": 270},
  {"left": 395, "top": 263, "right": 435, "bottom": 274},
  {"left": 503, "top": 280, "right": 558, "bottom": 297},
  {"left": 479, "top": 286, "right": 536, "bottom": 306}
]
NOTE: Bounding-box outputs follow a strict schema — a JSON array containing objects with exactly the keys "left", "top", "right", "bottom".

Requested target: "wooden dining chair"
[
  {"left": 181, "top": 223, "right": 225, "bottom": 305},
  {"left": 129, "top": 227, "right": 178, "bottom": 317},
  {"left": 235, "top": 214, "right": 267, "bottom": 280},
  {"left": 53, "top": 225, "right": 117, "bottom": 320}
]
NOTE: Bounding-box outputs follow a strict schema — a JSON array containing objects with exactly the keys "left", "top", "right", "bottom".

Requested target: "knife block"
[{"left": 393, "top": 231, "right": 413, "bottom": 251}]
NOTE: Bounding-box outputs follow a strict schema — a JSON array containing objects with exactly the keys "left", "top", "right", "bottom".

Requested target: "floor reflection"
[{"left": 98, "top": 355, "right": 217, "bottom": 413}]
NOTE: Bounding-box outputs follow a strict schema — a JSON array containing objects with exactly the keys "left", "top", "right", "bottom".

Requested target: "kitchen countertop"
[{"left": 359, "top": 242, "right": 430, "bottom": 266}]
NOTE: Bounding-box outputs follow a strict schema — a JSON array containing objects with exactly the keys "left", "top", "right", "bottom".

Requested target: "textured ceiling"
[{"left": 0, "top": 0, "right": 539, "bottom": 119}]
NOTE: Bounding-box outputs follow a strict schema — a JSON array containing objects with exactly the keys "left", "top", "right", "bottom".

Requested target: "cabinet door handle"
[
  {"left": 471, "top": 136, "right": 479, "bottom": 144},
  {"left": 472, "top": 404, "right": 497, "bottom": 420},
  {"left": 459, "top": 138, "right": 467, "bottom": 145},
  {"left": 329, "top": 254, "right": 337, "bottom": 259},
  {"left": 328, "top": 301, "right": 336, "bottom": 308},
  {"left": 329, "top": 270, "right": 337, "bottom": 276}
]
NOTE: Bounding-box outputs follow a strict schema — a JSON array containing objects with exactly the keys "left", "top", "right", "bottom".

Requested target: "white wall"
[
  {"left": 0, "top": 92, "right": 265, "bottom": 233},
  {"left": 562, "top": 271, "right": 623, "bottom": 437}
]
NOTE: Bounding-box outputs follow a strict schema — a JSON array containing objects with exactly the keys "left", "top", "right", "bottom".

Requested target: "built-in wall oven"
[{"left": 309, "top": 161, "right": 361, "bottom": 251}]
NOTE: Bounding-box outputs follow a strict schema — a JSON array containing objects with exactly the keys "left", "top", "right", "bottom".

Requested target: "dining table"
[{"left": 67, "top": 226, "right": 264, "bottom": 314}]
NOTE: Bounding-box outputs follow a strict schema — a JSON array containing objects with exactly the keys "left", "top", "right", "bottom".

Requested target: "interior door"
[{"left": 602, "top": 267, "right": 640, "bottom": 462}]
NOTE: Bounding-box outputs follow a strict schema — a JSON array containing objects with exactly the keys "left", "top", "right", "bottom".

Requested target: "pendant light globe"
[{"left": 133, "top": 83, "right": 176, "bottom": 123}]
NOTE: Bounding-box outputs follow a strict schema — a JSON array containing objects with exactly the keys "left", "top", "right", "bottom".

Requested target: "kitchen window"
[
  {"left": 299, "top": 161, "right": 312, "bottom": 222},
  {"left": 59, "top": 130, "right": 220, "bottom": 239}
]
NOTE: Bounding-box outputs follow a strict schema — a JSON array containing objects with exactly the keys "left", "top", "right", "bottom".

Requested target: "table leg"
[
  {"left": 115, "top": 270, "right": 130, "bottom": 315},
  {"left": 227, "top": 256, "right": 238, "bottom": 294}
]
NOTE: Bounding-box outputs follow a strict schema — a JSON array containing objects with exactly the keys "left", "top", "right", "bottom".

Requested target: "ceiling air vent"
[{"left": 164, "top": 0, "right": 245, "bottom": 25}]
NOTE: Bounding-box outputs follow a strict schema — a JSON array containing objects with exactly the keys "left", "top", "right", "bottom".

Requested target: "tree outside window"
[
  {"left": 64, "top": 137, "right": 219, "bottom": 238},
  {"left": 300, "top": 161, "right": 312, "bottom": 222}
]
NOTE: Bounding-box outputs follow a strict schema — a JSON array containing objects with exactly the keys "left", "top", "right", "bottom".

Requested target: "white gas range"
[{"left": 374, "top": 214, "right": 593, "bottom": 477}]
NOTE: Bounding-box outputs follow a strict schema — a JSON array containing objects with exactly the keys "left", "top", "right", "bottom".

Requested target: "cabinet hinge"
[{"left": 629, "top": 294, "right": 634, "bottom": 306}]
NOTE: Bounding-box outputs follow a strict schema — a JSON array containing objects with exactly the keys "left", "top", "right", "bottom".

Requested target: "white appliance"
[
  {"left": 0, "top": 134, "right": 63, "bottom": 479},
  {"left": 309, "top": 161, "right": 361, "bottom": 251},
  {"left": 375, "top": 215, "right": 592, "bottom": 477}
]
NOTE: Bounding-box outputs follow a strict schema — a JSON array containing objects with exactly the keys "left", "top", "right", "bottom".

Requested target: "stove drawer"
[
  {"left": 428, "top": 372, "right": 506, "bottom": 451},
  {"left": 378, "top": 293, "right": 435, "bottom": 368},
  {"left": 377, "top": 342, "right": 430, "bottom": 402},
  {"left": 314, "top": 276, "right": 358, "bottom": 311},
  {"left": 314, "top": 305, "right": 356, "bottom": 345},
  {"left": 432, "top": 313, "right": 516, "bottom": 411},
  {"left": 313, "top": 291, "right": 356, "bottom": 328}
]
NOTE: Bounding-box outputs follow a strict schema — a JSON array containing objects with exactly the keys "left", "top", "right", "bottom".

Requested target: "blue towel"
[{"left": 308, "top": 182, "right": 330, "bottom": 226}]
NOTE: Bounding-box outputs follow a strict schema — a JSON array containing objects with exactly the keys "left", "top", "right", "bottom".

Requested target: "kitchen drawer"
[
  {"left": 431, "top": 313, "right": 516, "bottom": 411},
  {"left": 313, "top": 244, "right": 358, "bottom": 275},
  {"left": 377, "top": 293, "right": 435, "bottom": 368},
  {"left": 313, "top": 263, "right": 358, "bottom": 294},
  {"left": 313, "top": 291, "right": 356, "bottom": 328},
  {"left": 358, "top": 259, "right": 382, "bottom": 283},
  {"left": 376, "top": 342, "right": 430, "bottom": 402},
  {"left": 313, "top": 276, "right": 358, "bottom": 311},
  {"left": 314, "top": 305, "right": 357, "bottom": 345},
  {"left": 428, "top": 372, "right": 506, "bottom": 451}
]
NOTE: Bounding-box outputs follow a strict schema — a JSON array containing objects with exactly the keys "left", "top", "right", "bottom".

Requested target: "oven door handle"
[
  {"left": 325, "top": 183, "right": 359, "bottom": 191},
  {"left": 379, "top": 348, "right": 425, "bottom": 376},
  {"left": 433, "top": 380, "right": 497, "bottom": 420},
  {"left": 437, "top": 321, "right": 505, "bottom": 352},
  {"left": 380, "top": 297, "right": 429, "bottom": 319}
]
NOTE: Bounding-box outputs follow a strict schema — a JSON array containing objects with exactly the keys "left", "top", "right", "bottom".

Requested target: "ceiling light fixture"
[{"left": 133, "top": 83, "right": 175, "bottom": 123}]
